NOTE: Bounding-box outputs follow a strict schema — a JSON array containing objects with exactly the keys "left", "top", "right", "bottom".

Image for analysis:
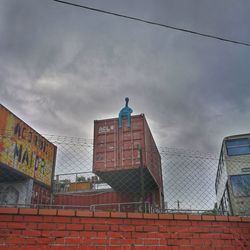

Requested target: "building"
[
  {"left": 215, "top": 133, "right": 250, "bottom": 216},
  {"left": 0, "top": 104, "right": 57, "bottom": 206}
]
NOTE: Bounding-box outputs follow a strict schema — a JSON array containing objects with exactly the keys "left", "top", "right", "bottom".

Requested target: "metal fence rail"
[{"left": 0, "top": 134, "right": 250, "bottom": 216}]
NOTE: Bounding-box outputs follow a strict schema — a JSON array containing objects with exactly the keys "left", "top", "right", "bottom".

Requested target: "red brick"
[
  {"left": 241, "top": 217, "right": 250, "bottom": 222},
  {"left": 79, "top": 217, "right": 97, "bottom": 224},
  {"left": 175, "top": 232, "right": 193, "bottom": 239},
  {"left": 5, "top": 236, "right": 23, "bottom": 244},
  {"left": 66, "top": 223, "right": 84, "bottom": 231},
  {"left": 76, "top": 210, "right": 93, "bottom": 217},
  {"left": 143, "top": 213, "right": 158, "bottom": 219},
  {"left": 7, "top": 222, "right": 26, "bottom": 229},
  {"left": 97, "top": 232, "right": 107, "bottom": 238},
  {"left": 187, "top": 226, "right": 208, "bottom": 235},
  {"left": 192, "top": 238, "right": 204, "bottom": 245},
  {"left": 110, "top": 212, "right": 127, "bottom": 218},
  {"left": 36, "top": 237, "right": 54, "bottom": 244},
  {"left": 57, "top": 209, "right": 75, "bottom": 216},
  {"left": 176, "top": 220, "right": 192, "bottom": 226},
  {"left": 37, "top": 223, "right": 57, "bottom": 230},
  {"left": 0, "top": 222, "right": 7, "bottom": 228},
  {"left": 50, "top": 247, "right": 72, "bottom": 250},
  {"left": 119, "top": 225, "right": 134, "bottom": 232},
  {"left": 135, "top": 226, "right": 144, "bottom": 232},
  {"left": 127, "top": 213, "right": 143, "bottom": 219},
  {"left": 106, "top": 247, "right": 122, "bottom": 250},
  {"left": 202, "top": 215, "right": 216, "bottom": 221},
  {"left": 131, "top": 219, "right": 147, "bottom": 225},
  {"left": 80, "top": 231, "right": 97, "bottom": 238},
  {"left": 94, "top": 211, "right": 110, "bottom": 218},
  {"left": 188, "top": 214, "right": 202, "bottom": 221},
  {"left": 19, "top": 208, "right": 38, "bottom": 215},
  {"left": 228, "top": 216, "right": 241, "bottom": 222},
  {"left": 215, "top": 216, "right": 229, "bottom": 221},
  {"left": 143, "top": 225, "right": 158, "bottom": 232},
  {"left": 158, "top": 214, "right": 174, "bottom": 220},
  {"left": 94, "top": 238, "right": 109, "bottom": 245},
  {"left": 54, "top": 237, "right": 65, "bottom": 244},
  {"left": 93, "top": 225, "right": 109, "bottom": 231},
  {"left": 179, "top": 246, "right": 193, "bottom": 250},
  {"left": 220, "top": 233, "right": 234, "bottom": 239},
  {"left": 22, "top": 229, "right": 41, "bottom": 237},
  {"left": 98, "top": 218, "right": 110, "bottom": 224},
  {"left": 56, "top": 223, "right": 66, "bottom": 230},
  {"left": 0, "top": 246, "right": 19, "bottom": 250},
  {"left": 110, "top": 225, "right": 119, "bottom": 231},
  {"left": 65, "top": 237, "right": 82, "bottom": 244},
  {"left": 42, "top": 230, "right": 68, "bottom": 237},
  {"left": 0, "top": 215, "right": 15, "bottom": 222},
  {"left": 69, "top": 231, "right": 79, "bottom": 237},
  {"left": 38, "top": 209, "right": 57, "bottom": 216},
  {"left": 20, "top": 246, "right": 38, "bottom": 250},
  {"left": 192, "top": 221, "right": 212, "bottom": 227},
  {"left": 107, "top": 231, "right": 123, "bottom": 238},
  {"left": 52, "top": 216, "right": 72, "bottom": 223},
  {"left": 85, "top": 224, "right": 93, "bottom": 230},
  {"left": 23, "top": 215, "right": 43, "bottom": 222},
  {"left": 108, "top": 218, "right": 124, "bottom": 225},
  {"left": 157, "top": 247, "right": 171, "bottom": 250},
  {"left": 199, "top": 233, "right": 221, "bottom": 239},
  {"left": 0, "top": 208, "right": 18, "bottom": 214},
  {"left": 174, "top": 214, "right": 188, "bottom": 220}
]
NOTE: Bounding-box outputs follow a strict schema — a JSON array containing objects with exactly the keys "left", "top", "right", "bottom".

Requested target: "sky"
[{"left": 1, "top": 0, "right": 250, "bottom": 154}]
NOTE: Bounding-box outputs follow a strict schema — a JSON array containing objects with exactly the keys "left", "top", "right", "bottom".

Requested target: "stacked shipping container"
[{"left": 93, "top": 114, "right": 164, "bottom": 209}]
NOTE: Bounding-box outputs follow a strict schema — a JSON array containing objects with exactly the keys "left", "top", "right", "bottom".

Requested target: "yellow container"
[{"left": 68, "top": 182, "right": 92, "bottom": 192}]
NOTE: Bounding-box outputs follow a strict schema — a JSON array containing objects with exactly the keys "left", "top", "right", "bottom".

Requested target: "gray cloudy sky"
[{"left": 1, "top": 0, "right": 250, "bottom": 153}]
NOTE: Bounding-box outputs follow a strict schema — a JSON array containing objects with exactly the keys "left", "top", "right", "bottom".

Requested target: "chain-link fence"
[{"left": 1, "top": 133, "right": 250, "bottom": 216}]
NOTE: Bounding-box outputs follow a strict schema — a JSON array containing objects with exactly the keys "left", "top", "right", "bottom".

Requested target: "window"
[
  {"left": 226, "top": 138, "right": 250, "bottom": 156},
  {"left": 230, "top": 175, "right": 250, "bottom": 197}
]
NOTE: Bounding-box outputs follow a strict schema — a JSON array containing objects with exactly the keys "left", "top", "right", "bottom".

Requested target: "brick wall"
[{"left": 0, "top": 208, "right": 249, "bottom": 249}]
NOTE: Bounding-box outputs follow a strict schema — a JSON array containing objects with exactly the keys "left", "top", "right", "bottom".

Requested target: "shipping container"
[
  {"left": 93, "top": 114, "right": 164, "bottom": 208},
  {"left": 0, "top": 104, "right": 57, "bottom": 188},
  {"left": 31, "top": 181, "right": 52, "bottom": 205},
  {"left": 54, "top": 190, "right": 148, "bottom": 212},
  {"left": 68, "top": 182, "right": 93, "bottom": 192}
]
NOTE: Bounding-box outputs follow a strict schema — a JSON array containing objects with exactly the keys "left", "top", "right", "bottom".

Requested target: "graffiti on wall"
[{"left": 0, "top": 105, "right": 56, "bottom": 187}]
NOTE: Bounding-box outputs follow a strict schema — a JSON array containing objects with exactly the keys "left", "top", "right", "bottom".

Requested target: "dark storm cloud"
[{"left": 1, "top": 0, "right": 250, "bottom": 153}]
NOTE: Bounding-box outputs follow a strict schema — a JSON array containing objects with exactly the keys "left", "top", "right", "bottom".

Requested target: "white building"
[{"left": 215, "top": 134, "right": 250, "bottom": 216}]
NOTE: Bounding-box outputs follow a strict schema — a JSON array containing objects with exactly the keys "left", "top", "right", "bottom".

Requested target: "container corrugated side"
[{"left": 93, "top": 114, "right": 162, "bottom": 188}]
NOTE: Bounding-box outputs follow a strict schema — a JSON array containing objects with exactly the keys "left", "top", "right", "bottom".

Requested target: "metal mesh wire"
[{"left": 0, "top": 134, "right": 250, "bottom": 216}]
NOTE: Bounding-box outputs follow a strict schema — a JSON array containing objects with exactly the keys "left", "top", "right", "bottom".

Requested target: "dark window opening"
[
  {"left": 230, "top": 175, "right": 250, "bottom": 197},
  {"left": 226, "top": 138, "right": 250, "bottom": 156}
]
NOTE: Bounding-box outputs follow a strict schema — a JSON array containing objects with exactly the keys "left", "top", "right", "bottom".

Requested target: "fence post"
[{"left": 138, "top": 145, "right": 145, "bottom": 213}]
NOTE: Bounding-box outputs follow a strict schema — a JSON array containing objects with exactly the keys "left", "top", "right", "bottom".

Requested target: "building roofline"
[{"left": 223, "top": 133, "right": 250, "bottom": 142}]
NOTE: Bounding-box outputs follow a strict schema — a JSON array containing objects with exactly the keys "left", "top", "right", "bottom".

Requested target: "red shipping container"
[
  {"left": 93, "top": 114, "right": 164, "bottom": 207},
  {"left": 54, "top": 191, "right": 129, "bottom": 206},
  {"left": 31, "top": 181, "right": 52, "bottom": 205}
]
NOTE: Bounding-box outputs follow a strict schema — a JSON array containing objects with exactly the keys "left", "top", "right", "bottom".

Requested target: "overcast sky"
[{"left": 1, "top": 0, "right": 250, "bottom": 154}]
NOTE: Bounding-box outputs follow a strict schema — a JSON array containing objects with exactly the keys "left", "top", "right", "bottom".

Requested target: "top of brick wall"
[{"left": 0, "top": 207, "right": 249, "bottom": 222}]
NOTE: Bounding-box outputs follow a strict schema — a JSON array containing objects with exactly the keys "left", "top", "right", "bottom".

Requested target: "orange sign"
[{"left": 0, "top": 105, "right": 56, "bottom": 187}]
